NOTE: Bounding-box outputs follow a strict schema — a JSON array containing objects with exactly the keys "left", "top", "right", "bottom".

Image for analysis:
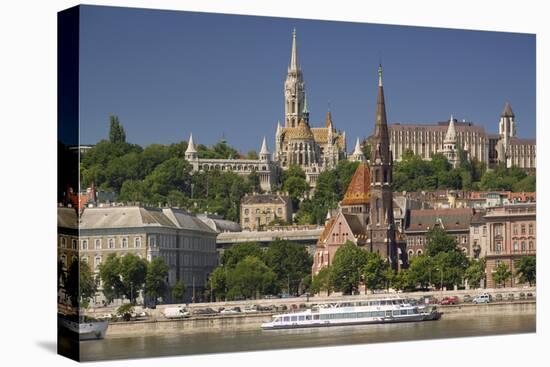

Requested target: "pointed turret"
[
  {"left": 289, "top": 28, "right": 299, "bottom": 72},
  {"left": 501, "top": 102, "right": 515, "bottom": 117},
  {"left": 259, "top": 136, "right": 270, "bottom": 162},
  {"left": 302, "top": 93, "right": 310, "bottom": 123},
  {"left": 349, "top": 137, "right": 365, "bottom": 163},
  {"left": 186, "top": 133, "right": 197, "bottom": 154},
  {"left": 353, "top": 137, "right": 362, "bottom": 155},
  {"left": 185, "top": 133, "right": 199, "bottom": 168},
  {"left": 444, "top": 115, "right": 457, "bottom": 143}
]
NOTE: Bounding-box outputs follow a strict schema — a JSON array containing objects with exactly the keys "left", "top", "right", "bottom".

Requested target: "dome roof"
[{"left": 286, "top": 118, "right": 314, "bottom": 140}]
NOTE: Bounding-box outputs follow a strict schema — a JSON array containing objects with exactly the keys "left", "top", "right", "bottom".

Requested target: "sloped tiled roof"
[
  {"left": 241, "top": 193, "right": 289, "bottom": 205},
  {"left": 406, "top": 208, "right": 473, "bottom": 232},
  {"left": 341, "top": 162, "right": 370, "bottom": 205}
]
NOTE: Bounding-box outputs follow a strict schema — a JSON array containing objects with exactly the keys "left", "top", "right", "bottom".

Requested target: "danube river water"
[{"left": 79, "top": 304, "right": 535, "bottom": 361}]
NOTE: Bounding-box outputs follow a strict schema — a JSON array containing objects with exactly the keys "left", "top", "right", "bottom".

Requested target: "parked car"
[
  {"left": 279, "top": 293, "right": 293, "bottom": 299},
  {"left": 193, "top": 307, "right": 218, "bottom": 316},
  {"left": 440, "top": 296, "right": 459, "bottom": 305},
  {"left": 257, "top": 305, "right": 274, "bottom": 312},
  {"left": 507, "top": 293, "right": 515, "bottom": 301},
  {"left": 163, "top": 307, "right": 190, "bottom": 319},
  {"left": 519, "top": 292, "right": 526, "bottom": 300},
  {"left": 495, "top": 294, "right": 503, "bottom": 302},
  {"left": 242, "top": 305, "right": 258, "bottom": 313},
  {"left": 526, "top": 292, "right": 534, "bottom": 299},
  {"left": 263, "top": 295, "right": 279, "bottom": 299},
  {"left": 220, "top": 306, "right": 241, "bottom": 314},
  {"left": 462, "top": 294, "right": 472, "bottom": 303},
  {"left": 97, "top": 313, "right": 113, "bottom": 321},
  {"left": 473, "top": 294, "right": 491, "bottom": 304}
]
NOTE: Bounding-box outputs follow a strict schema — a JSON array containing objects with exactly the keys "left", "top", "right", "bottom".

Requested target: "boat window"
[
  {"left": 400, "top": 310, "right": 408, "bottom": 315},
  {"left": 298, "top": 316, "right": 305, "bottom": 321},
  {"left": 393, "top": 310, "right": 400, "bottom": 316},
  {"left": 283, "top": 317, "right": 290, "bottom": 322},
  {"left": 291, "top": 316, "right": 297, "bottom": 322},
  {"left": 386, "top": 310, "right": 392, "bottom": 316},
  {"left": 407, "top": 309, "right": 416, "bottom": 315},
  {"left": 306, "top": 315, "right": 312, "bottom": 320},
  {"left": 313, "top": 315, "right": 320, "bottom": 320}
]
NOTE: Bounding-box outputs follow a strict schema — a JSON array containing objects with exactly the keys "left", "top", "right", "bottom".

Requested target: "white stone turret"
[
  {"left": 349, "top": 137, "right": 366, "bottom": 162},
  {"left": 441, "top": 115, "right": 458, "bottom": 168},
  {"left": 185, "top": 133, "right": 199, "bottom": 170},
  {"left": 259, "top": 136, "right": 270, "bottom": 161}
]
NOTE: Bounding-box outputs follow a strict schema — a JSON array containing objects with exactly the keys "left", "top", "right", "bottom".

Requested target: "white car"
[{"left": 473, "top": 294, "right": 491, "bottom": 304}]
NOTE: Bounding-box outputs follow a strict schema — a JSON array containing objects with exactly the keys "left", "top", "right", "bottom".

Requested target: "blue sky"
[{"left": 79, "top": 5, "right": 536, "bottom": 153}]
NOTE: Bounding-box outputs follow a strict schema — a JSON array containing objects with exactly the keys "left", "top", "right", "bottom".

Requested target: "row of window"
[
  {"left": 59, "top": 253, "right": 143, "bottom": 270},
  {"left": 59, "top": 237, "right": 143, "bottom": 250},
  {"left": 493, "top": 241, "right": 534, "bottom": 253},
  {"left": 512, "top": 224, "right": 535, "bottom": 236},
  {"left": 243, "top": 207, "right": 284, "bottom": 215},
  {"left": 59, "top": 235, "right": 215, "bottom": 252},
  {"left": 277, "top": 309, "right": 418, "bottom": 323}
]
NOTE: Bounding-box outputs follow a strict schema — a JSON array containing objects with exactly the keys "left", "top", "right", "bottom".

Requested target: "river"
[{"left": 78, "top": 304, "right": 535, "bottom": 361}]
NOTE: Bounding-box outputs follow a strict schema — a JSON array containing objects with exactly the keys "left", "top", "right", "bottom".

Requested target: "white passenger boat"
[{"left": 261, "top": 297, "right": 441, "bottom": 330}]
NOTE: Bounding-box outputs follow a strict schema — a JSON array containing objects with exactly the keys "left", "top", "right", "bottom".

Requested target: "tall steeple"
[
  {"left": 442, "top": 115, "right": 459, "bottom": 168},
  {"left": 302, "top": 92, "right": 310, "bottom": 123},
  {"left": 444, "top": 114, "right": 457, "bottom": 143},
  {"left": 371, "top": 64, "right": 390, "bottom": 163},
  {"left": 289, "top": 28, "right": 299, "bottom": 72},
  {"left": 349, "top": 137, "right": 365, "bottom": 162},
  {"left": 368, "top": 64, "right": 398, "bottom": 270},
  {"left": 284, "top": 28, "right": 305, "bottom": 128}
]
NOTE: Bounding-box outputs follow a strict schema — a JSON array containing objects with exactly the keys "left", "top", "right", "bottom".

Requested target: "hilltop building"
[{"left": 368, "top": 102, "right": 535, "bottom": 170}]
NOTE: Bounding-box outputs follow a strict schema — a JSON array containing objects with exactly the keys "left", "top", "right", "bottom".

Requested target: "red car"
[{"left": 440, "top": 296, "right": 459, "bottom": 305}]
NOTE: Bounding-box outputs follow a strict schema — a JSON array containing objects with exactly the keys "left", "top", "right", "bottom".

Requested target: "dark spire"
[
  {"left": 502, "top": 102, "right": 515, "bottom": 117},
  {"left": 371, "top": 64, "right": 390, "bottom": 162}
]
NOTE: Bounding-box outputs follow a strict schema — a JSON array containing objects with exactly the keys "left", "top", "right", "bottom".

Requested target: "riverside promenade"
[{"left": 83, "top": 287, "right": 536, "bottom": 338}]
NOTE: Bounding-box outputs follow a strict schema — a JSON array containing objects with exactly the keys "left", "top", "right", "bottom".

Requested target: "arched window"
[
  {"left": 95, "top": 239, "right": 101, "bottom": 249},
  {"left": 135, "top": 237, "right": 141, "bottom": 248},
  {"left": 513, "top": 242, "right": 518, "bottom": 252},
  {"left": 81, "top": 240, "right": 88, "bottom": 250},
  {"left": 122, "top": 237, "right": 128, "bottom": 248},
  {"left": 108, "top": 238, "right": 115, "bottom": 249},
  {"left": 521, "top": 242, "right": 526, "bottom": 251}
]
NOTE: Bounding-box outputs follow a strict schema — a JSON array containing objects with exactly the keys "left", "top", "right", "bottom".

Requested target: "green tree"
[
  {"left": 119, "top": 253, "right": 148, "bottom": 303},
  {"left": 171, "top": 280, "right": 186, "bottom": 303},
  {"left": 264, "top": 240, "right": 313, "bottom": 295},
  {"left": 426, "top": 226, "right": 459, "bottom": 256},
  {"left": 226, "top": 256, "right": 278, "bottom": 299},
  {"left": 281, "top": 165, "right": 309, "bottom": 206},
  {"left": 98, "top": 254, "right": 124, "bottom": 304},
  {"left": 464, "top": 259, "right": 486, "bottom": 289},
  {"left": 109, "top": 115, "right": 126, "bottom": 143},
  {"left": 145, "top": 257, "right": 169, "bottom": 303},
  {"left": 310, "top": 267, "right": 332, "bottom": 295},
  {"left": 208, "top": 267, "right": 228, "bottom": 301},
  {"left": 116, "top": 303, "right": 135, "bottom": 321},
  {"left": 64, "top": 259, "right": 97, "bottom": 308},
  {"left": 221, "top": 242, "right": 264, "bottom": 270},
  {"left": 492, "top": 262, "right": 512, "bottom": 288},
  {"left": 329, "top": 242, "right": 368, "bottom": 295},
  {"left": 407, "top": 255, "right": 434, "bottom": 288},
  {"left": 390, "top": 269, "right": 414, "bottom": 291},
  {"left": 362, "top": 252, "right": 390, "bottom": 292},
  {"left": 515, "top": 256, "right": 536, "bottom": 286}
]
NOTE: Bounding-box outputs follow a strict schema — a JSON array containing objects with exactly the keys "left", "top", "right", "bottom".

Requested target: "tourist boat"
[
  {"left": 261, "top": 297, "right": 441, "bottom": 330},
  {"left": 58, "top": 313, "right": 109, "bottom": 340}
]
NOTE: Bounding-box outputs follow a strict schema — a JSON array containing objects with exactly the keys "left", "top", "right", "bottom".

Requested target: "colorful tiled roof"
[{"left": 341, "top": 162, "right": 370, "bottom": 205}]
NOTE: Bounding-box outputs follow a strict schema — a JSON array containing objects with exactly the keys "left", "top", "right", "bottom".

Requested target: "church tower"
[
  {"left": 497, "top": 102, "right": 516, "bottom": 167},
  {"left": 185, "top": 133, "right": 199, "bottom": 170},
  {"left": 284, "top": 28, "right": 305, "bottom": 128},
  {"left": 367, "top": 65, "right": 399, "bottom": 269}
]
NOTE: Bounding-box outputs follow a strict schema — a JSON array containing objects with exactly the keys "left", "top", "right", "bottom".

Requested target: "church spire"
[
  {"left": 371, "top": 64, "right": 390, "bottom": 162},
  {"left": 353, "top": 137, "right": 362, "bottom": 155},
  {"left": 289, "top": 28, "right": 299, "bottom": 71},
  {"left": 260, "top": 136, "right": 269, "bottom": 155}
]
